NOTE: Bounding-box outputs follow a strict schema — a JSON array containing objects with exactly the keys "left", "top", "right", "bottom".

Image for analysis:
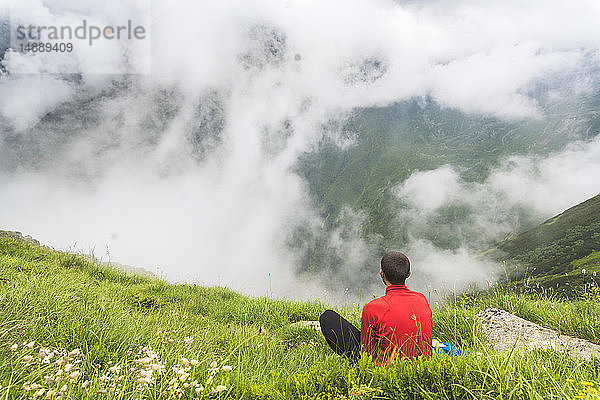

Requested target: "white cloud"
[
  {"left": 407, "top": 240, "right": 498, "bottom": 294},
  {"left": 1, "top": 0, "right": 600, "bottom": 299},
  {"left": 487, "top": 140, "right": 600, "bottom": 214},
  {"left": 399, "top": 166, "right": 461, "bottom": 211},
  {"left": 3, "top": 0, "right": 600, "bottom": 116},
  {"left": 394, "top": 137, "right": 600, "bottom": 292},
  {"left": 0, "top": 77, "right": 73, "bottom": 131}
]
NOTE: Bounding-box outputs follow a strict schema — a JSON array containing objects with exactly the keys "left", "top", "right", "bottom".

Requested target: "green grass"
[
  {"left": 485, "top": 195, "right": 600, "bottom": 292},
  {"left": 1, "top": 236, "right": 600, "bottom": 399},
  {"left": 572, "top": 251, "right": 600, "bottom": 272},
  {"left": 494, "top": 195, "right": 600, "bottom": 261}
]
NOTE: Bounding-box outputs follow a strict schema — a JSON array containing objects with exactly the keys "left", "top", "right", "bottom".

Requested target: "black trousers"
[{"left": 319, "top": 310, "right": 361, "bottom": 360}]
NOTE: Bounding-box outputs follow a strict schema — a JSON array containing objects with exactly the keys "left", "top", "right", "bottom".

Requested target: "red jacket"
[{"left": 361, "top": 285, "right": 432, "bottom": 364}]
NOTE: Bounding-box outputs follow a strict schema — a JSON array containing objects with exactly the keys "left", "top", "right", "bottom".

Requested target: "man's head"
[{"left": 380, "top": 251, "right": 410, "bottom": 285}]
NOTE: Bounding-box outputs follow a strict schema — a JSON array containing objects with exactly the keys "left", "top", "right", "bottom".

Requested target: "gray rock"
[
  {"left": 291, "top": 320, "right": 321, "bottom": 332},
  {"left": 474, "top": 308, "right": 600, "bottom": 360}
]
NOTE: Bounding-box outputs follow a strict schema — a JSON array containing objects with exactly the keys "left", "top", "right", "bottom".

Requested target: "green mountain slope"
[
  {"left": 488, "top": 194, "right": 600, "bottom": 288},
  {"left": 1, "top": 232, "right": 600, "bottom": 399},
  {"left": 297, "top": 95, "right": 600, "bottom": 247}
]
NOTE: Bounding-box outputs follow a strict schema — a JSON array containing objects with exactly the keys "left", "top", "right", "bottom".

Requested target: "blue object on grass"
[{"left": 432, "top": 338, "right": 469, "bottom": 356}]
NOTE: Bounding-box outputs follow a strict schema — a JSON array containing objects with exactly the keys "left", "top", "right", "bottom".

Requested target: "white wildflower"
[
  {"left": 68, "top": 371, "right": 80, "bottom": 380},
  {"left": 139, "top": 369, "right": 151, "bottom": 378},
  {"left": 108, "top": 365, "right": 121, "bottom": 373},
  {"left": 68, "top": 349, "right": 81, "bottom": 357},
  {"left": 208, "top": 360, "right": 219, "bottom": 374}
]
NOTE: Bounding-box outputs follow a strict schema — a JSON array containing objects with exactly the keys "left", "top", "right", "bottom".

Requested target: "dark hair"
[{"left": 380, "top": 251, "right": 410, "bottom": 285}]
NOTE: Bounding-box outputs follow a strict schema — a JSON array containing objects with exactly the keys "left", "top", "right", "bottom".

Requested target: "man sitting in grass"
[{"left": 319, "top": 251, "right": 432, "bottom": 365}]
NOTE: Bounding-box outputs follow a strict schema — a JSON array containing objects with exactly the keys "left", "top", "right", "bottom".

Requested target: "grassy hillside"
[
  {"left": 488, "top": 194, "right": 600, "bottom": 289},
  {"left": 1, "top": 234, "right": 600, "bottom": 399},
  {"left": 296, "top": 96, "right": 600, "bottom": 246}
]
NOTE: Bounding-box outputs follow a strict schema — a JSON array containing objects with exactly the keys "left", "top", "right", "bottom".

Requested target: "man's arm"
[
  {"left": 360, "top": 304, "right": 371, "bottom": 352},
  {"left": 361, "top": 301, "right": 384, "bottom": 356}
]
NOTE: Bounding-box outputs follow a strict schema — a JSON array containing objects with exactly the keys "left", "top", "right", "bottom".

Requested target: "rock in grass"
[
  {"left": 291, "top": 321, "right": 321, "bottom": 332},
  {"left": 474, "top": 308, "right": 600, "bottom": 360}
]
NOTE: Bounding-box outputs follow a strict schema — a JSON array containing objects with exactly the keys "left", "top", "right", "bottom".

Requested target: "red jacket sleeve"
[
  {"left": 361, "top": 300, "right": 386, "bottom": 356},
  {"left": 360, "top": 303, "right": 372, "bottom": 353}
]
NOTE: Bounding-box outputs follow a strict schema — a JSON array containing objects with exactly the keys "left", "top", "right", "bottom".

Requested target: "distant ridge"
[
  {"left": 0, "top": 230, "right": 41, "bottom": 246},
  {"left": 497, "top": 194, "right": 600, "bottom": 257},
  {"left": 0, "top": 230, "right": 156, "bottom": 278},
  {"left": 488, "top": 194, "right": 600, "bottom": 289}
]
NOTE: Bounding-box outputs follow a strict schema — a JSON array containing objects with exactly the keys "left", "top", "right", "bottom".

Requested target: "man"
[{"left": 319, "top": 251, "right": 432, "bottom": 365}]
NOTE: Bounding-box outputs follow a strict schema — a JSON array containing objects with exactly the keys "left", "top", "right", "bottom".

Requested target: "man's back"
[{"left": 361, "top": 284, "right": 432, "bottom": 364}]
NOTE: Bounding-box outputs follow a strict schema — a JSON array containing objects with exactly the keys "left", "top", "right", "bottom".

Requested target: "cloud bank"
[
  {"left": 1, "top": 0, "right": 599, "bottom": 299},
  {"left": 395, "top": 137, "right": 600, "bottom": 292}
]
